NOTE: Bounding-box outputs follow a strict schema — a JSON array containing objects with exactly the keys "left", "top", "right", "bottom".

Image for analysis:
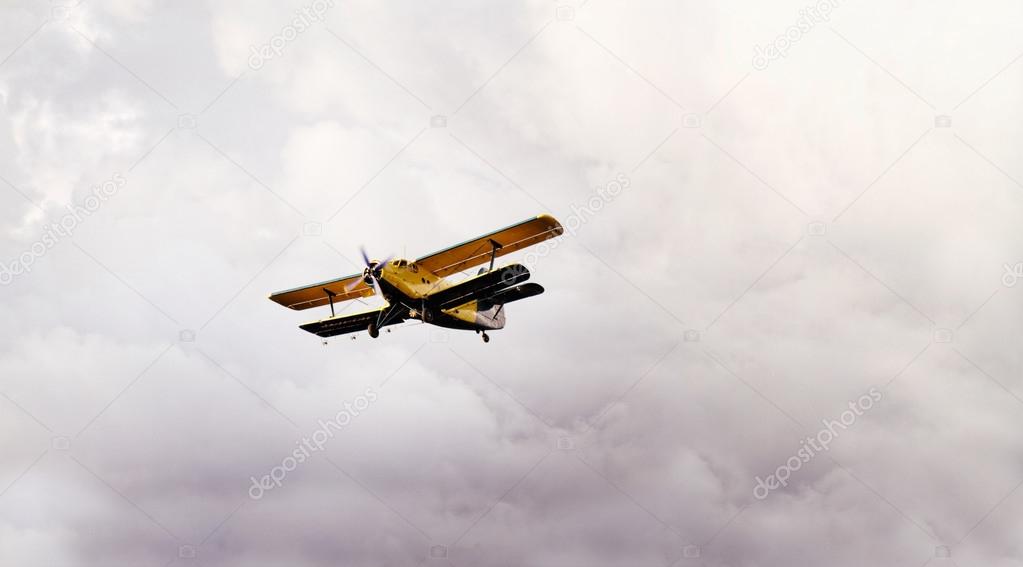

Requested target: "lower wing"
[{"left": 298, "top": 306, "right": 406, "bottom": 338}]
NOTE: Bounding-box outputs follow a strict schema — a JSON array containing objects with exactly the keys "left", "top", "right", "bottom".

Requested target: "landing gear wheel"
[
  {"left": 482, "top": 332, "right": 490, "bottom": 343},
  {"left": 368, "top": 322, "right": 380, "bottom": 338}
]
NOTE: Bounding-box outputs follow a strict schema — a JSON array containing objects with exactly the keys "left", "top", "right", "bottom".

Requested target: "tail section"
[{"left": 440, "top": 283, "right": 544, "bottom": 331}]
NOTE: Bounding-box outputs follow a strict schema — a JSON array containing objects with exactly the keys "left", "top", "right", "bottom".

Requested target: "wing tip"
[
  {"left": 267, "top": 293, "right": 295, "bottom": 310},
  {"left": 536, "top": 213, "right": 564, "bottom": 235}
]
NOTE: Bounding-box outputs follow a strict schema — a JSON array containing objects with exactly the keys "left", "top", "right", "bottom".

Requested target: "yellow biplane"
[{"left": 269, "top": 214, "right": 563, "bottom": 343}]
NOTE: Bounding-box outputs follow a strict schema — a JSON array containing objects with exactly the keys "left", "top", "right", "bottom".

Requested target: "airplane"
[{"left": 268, "top": 214, "right": 564, "bottom": 343}]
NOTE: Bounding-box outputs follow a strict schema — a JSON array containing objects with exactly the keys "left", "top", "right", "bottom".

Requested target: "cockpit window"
[{"left": 398, "top": 259, "right": 408, "bottom": 267}]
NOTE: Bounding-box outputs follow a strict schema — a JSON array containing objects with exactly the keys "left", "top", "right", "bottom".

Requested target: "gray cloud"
[{"left": 1, "top": 0, "right": 1022, "bottom": 565}]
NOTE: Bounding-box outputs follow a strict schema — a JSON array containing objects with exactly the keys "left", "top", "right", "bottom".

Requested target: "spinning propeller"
[{"left": 345, "top": 246, "right": 393, "bottom": 294}]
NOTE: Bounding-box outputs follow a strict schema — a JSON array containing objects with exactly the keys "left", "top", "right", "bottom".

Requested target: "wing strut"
[
  {"left": 487, "top": 239, "right": 503, "bottom": 272},
  {"left": 323, "top": 288, "right": 337, "bottom": 317}
]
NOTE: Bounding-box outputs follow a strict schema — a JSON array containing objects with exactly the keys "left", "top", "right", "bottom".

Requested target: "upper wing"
[
  {"left": 268, "top": 273, "right": 373, "bottom": 311},
  {"left": 415, "top": 214, "right": 563, "bottom": 278}
]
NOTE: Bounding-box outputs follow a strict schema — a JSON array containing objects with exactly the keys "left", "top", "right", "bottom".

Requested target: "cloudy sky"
[{"left": 2, "top": 0, "right": 1023, "bottom": 565}]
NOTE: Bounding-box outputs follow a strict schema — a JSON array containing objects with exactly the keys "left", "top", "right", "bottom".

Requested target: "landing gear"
[
  {"left": 368, "top": 322, "right": 380, "bottom": 338},
  {"left": 482, "top": 332, "right": 490, "bottom": 343}
]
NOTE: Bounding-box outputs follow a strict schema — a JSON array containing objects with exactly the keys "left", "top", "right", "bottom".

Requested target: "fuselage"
[{"left": 372, "top": 259, "right": 506, "bottom": 331}]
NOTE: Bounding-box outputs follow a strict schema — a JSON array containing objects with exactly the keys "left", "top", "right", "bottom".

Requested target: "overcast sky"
[{"left": 2, "top": 0, "right": 1023, "bottom": 565}]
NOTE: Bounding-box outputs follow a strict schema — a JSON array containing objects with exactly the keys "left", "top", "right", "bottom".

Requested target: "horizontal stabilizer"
[
  {"left": 488, "top": 282, "right": 544, "bottom": 305},
  {"left": 429, "top": 264, "right": 530, "bottom": 308}
]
